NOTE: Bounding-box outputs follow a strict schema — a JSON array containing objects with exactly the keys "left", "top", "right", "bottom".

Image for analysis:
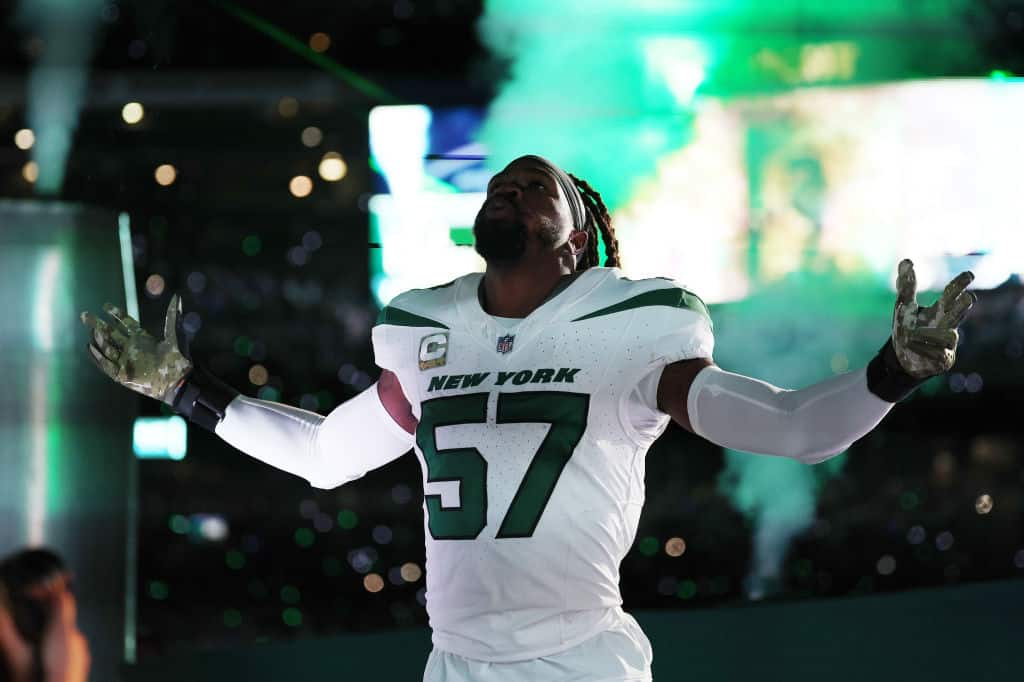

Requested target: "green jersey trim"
[
  {"left": 376, "top": 306, "right": 449, "bottom": 329},
  {"left": 571, "top": 287, "right": 712, "bottom": 326}
]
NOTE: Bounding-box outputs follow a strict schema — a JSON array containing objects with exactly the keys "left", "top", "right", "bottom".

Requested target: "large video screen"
[{"left": 369, "top": 80, "right": 1023, "bottom": 306}]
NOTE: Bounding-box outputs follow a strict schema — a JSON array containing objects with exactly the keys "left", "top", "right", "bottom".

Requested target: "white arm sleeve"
[
  {"left": 214, "top": 382, "right": 414, "bottom": 489},
  {"left": 686, "top": 365, "right": 894, "bottom": 464}
]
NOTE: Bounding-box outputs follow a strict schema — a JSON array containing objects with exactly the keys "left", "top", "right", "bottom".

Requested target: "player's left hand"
[{"left": 891, "top": 259, "right": 976, "bottom": 378}]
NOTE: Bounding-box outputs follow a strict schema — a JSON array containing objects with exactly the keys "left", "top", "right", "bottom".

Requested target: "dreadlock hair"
[{"left": 568, "top": 173, "right": 621, "bottom": 271}]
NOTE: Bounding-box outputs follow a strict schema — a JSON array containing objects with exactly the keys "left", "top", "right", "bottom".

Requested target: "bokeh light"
[
  {"left": 248, "top": 364, "right": 269, "bottom": 386},
  {"left": 145, "top": 274, "right": 165, "bottom": 297},
  {"left": 289, "top": 175, "right": 313, "bottom": 197},
  {"left": 148, "top": 581, "right": 169, "bottom": 600},
  {"left": 287, "top": 246, "right": 309, "bottom": 266},
  {"left": 294, "top": 528, "right": 315, "bottom": 548},
  {"left": 302, "top": 230, "right": 323, "bottom": 251},
  {"left": 14, "top": 128, "right": 34, "bottom": 150},
  {"left": 198, "top": 515, "right": 229, "bottom": 542},
  {"left": 387, "top": 566, "right": 405, "bottom": 586},
  {"left": 907, "top": 525, "right": 926, "bottom": 545},
  {"left": 301, "top": 126, "right": 323, "bottom": 147},
  {"left": 277, "top": 96, "right": 299, "bottom": 118},
  {"left": 348, "top": 547, "right": 376, "bottom": 574},
  {"left": 21, "top": 161, "right": 38, "bottom": 183},
  {"left": 308, "top": 32, "right": 331, "bottom": 52},
  {"left": 363, "top": 573, "right": 384, "bottom": 593},
  {"left": 337, "top": 509, "right": 358, "bottom": 529},
  {"left": 225, "top": 550, "right": 246, "bottom": 570},
  {"left": 638, "top": 536, "right": 659, "bottom": 557},
  {"left": 234, "top": 336, "right": 254, "bottom": 357},
  {"left": 876, "top": 555, "right": 896, "bottom": 575},
  {"left": 122, "top": 101, "right": 145, "bottom": 124},
  {"left": 155, "top": 164, "right": 177, "bottom": 186},
  {"left": 257, "top": 386, "right": 280, "bottom": 401},
  {"left": 241, "top": 234, "right": 262, "bottom": 256},
  {"left": 400, "top": 562, "right": 422, "bottom": 582},
  {"left": 169, "top": 515, "right": 190, "bottom": 534},
  {"left": 372, "top": 525, "right": 393, "bottom": 545},
  {"left": 665, "top": 537, "right": 687, "bottom": 557},
  {"left": 313, "top": 513, "right": 333, "bottom": 533},
  {"left": 186, "top": 271, "right": 207, "bottom": 293},
  {"left": 318, "top": 152, "right": 347, "bottom": 181}
]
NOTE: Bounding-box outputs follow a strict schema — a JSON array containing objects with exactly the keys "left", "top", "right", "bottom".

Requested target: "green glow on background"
[
  {"left": 29, "top": 244, "right": 71, "bottom": 538},
  {"left": 118, "top": 213, "right": 139, "bottom": 320},
  {"left": 477, "top": 17, "right": 700, "bottom": 209},
  {"left": 478, "top": 0, "right": 979, "bottom": 207},
  {"left": 133, "top": 417, "right": 188, "bottom": 461},
  {"left": 32, "top": 249, "right": 62, "bottom": 352},
  {"left": 15, "top": 0, "right": 105, "bottom": 195},
  {"left": 42, "top": 232, "right": 75, "bottom": 519},
  {"left": 477, "top": 0, "right": 1001, "bottom": 600}
]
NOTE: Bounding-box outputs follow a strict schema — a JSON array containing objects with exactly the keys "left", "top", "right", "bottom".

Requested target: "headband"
[{"left": 518, "top": 155, "right": 587, "bottom": 231}]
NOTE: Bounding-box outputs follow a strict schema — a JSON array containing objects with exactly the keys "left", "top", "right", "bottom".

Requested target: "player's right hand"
[{"left": 79, "top": 295, "right": 194, "bottom": 405}]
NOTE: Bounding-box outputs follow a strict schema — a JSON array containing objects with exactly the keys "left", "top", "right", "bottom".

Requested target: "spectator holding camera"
[{"left": 0, "top": 549, "right": 90, "bottom": 682}]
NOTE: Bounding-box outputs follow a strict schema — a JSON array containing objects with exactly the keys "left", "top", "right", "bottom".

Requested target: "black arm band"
[
  {"left": 171, "top": 364, "right": 241, "bottom": 433},
  {"left": 866, "top": 337, "right": 926, "bottom": 403}
]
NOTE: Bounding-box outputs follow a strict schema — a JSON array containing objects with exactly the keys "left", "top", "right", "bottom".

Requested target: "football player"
[{"left": 81, "top": 155, "right": 974, "bottom": 681}]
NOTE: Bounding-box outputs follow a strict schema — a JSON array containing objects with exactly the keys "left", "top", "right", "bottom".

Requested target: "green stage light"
[{"left": 132, "top": 416, "right": 187, "bottom": 460}]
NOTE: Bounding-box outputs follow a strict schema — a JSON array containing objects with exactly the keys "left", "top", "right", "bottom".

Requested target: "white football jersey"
[{"left": 371, "top": 267, "right": 714, "bottom": 662}]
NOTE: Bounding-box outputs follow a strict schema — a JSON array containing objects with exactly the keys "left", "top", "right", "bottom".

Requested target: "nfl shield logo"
[{"left": 496, "top": 334, "right": 515, "bottom": 354}]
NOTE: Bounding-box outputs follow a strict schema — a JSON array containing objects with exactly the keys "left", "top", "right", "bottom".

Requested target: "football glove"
[
  {"left": 891, "top": 259, "right": 975, "bottom": 378},
  {"left": 79, "top": 295, "right": 193, "bottom": 405}
]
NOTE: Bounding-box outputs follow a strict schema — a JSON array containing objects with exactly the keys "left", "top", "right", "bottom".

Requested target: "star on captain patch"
[{"left": 496, "top": 333, "right": 515, "bottom": 354}]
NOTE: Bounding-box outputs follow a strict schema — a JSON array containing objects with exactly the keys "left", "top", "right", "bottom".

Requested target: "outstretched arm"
[
  {"left": 214, "top": 370, "right": 415, "bottom": 489},
  {"left": 81, "top": 296, "right": 416, "bottom": 489},
  {"left": 658, "top": 359, "right": 893, "bottom": 464},
  {"left": 656, "top": 261, "right": 975, "bottom": 464}
]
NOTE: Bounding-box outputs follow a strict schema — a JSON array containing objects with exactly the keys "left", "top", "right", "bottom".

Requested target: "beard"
[
  {"left": 473, "top": 205, "right": 562, "bottom": 266},
  {"left": 473, "top": 209, "right": 528, "bottom": 264}
]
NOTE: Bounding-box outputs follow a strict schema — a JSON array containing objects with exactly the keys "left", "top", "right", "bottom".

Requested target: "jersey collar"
[{"left": 454, "top": 268, "right": 609, "bottom": 357}]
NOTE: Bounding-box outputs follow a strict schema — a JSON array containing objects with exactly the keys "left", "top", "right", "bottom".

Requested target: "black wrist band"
[
  {"left": 171, "top": 364, "right": 240, "bottom": 432},
  {"left": 866, "top": 337, "right": 926, "bottom": 403}
]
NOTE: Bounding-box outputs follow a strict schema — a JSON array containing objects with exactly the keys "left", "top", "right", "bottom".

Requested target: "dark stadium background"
[{"left": 1, "top": 1, "right": 1023, "bottom": 680}]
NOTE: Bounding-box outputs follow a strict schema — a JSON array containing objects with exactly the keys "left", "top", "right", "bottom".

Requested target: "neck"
[{"left": 481, "top": 259, "right": 578, "bottom": 318}]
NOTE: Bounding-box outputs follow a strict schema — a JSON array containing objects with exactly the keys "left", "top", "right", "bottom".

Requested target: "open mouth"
[
  {"left": 485, "top": 202, "right": 516, "bottom": 216},
  {"left": 485, "top": 199, "right": 516, "bottom": 217},
  {"left": 485, "top": 197, "right": 532, "bottom": 223}
]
